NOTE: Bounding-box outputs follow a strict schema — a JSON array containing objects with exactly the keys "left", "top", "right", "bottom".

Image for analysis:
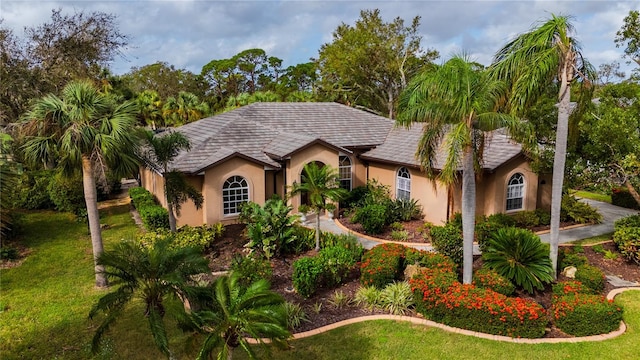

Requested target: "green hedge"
[
  {"left": 613, "top": 215, "right": 640, "bottom": 265},
  {"left": 472, "top": 268, "right": 515, "bottom": 296},
  {"left": 129, "top": 187, "right": 169, "bottom": 231},
  {"left": 552, "top": 294, "right": 623, "bottom": 336},
  {"left": 292, "top": 257, "right": 324, "bottom": 298},
  {"left": 360, "top": 243, "right": 406, "bottom": 289},
  {"left": 575, "top": 264, "right": 605, "bottom": 294},
  {"left": 430, "top": 223, "right": 463, "bottom": 266}
]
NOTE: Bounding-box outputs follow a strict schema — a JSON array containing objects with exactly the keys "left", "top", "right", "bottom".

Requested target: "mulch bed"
[{"left": 206, "top": 224, "right": 639, "bottom": 337}]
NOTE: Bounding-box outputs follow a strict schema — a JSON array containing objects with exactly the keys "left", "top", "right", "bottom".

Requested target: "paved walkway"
[{"left": 310, "top": 198, "right": 639, "bottom": 252}]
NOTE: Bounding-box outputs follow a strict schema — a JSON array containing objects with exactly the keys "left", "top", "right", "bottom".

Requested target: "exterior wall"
[
  {"left": 367, "top": 162, "right": 450, "bottom": 225},
  {"left": 203, "top": 157, "right": 266, "bottom": 225},
  {"left": 288, "top": 144, "right": 340, "bottom": 212},
  {"left": 351, "top": 151, "right": 368, "bottom": 188},
  {"left": 537, "top": 173, "right": 553, "bottom": 210},
  {"left": 140, "top": 167, "right": 165, "bottom": 206},
  {"left": 175, "top": 175, "right": 204, "bottom": 227}
]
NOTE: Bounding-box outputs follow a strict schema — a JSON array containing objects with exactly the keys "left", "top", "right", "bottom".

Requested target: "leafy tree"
[
  {"left": 597, "top": 61, "right": 626, "bottom": 85},
  {"left": 162, "top": 91, "right": 210, "bottom": 126},
  {"left": 21, "top": 80, "right": 139, "bottom": 287},
  {"left": 235, "top": 48, "right": 269, "bottom": 94},
  {"left": 190, "top": 272, "right": 290, "bottom": 360},
  {"left": 89, "top": 238, "right": 209, "bottom": 358},
  {"left": 316, "top": 9, "right": 438, "bottom": 118},
  {"left": 122, "top": 61, "right": 207, "bottom": 100},
  {"left": 578, "top": 82, "right": 640, "bottom": 205},
  {"left": 397, "top": 55, "right": 524, "bottom": 284},
  {"left": 136, "top": 90, "right": 165, "bottom": 128},
  {"left": 615, "top": 10, "right": 640, "bottom": 67},
  {"left": 141, "top": 130, "right": 203, "bottom": 232},
  {"left": 490, "top": 14, "right": 594, "bottom": 277},
  {"left": 290, "top": 163, "right": 347, "bottom": 251}
]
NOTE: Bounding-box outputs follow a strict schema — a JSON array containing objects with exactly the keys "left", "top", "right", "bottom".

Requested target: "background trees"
[
  {"left": 316, "top": 9, "right": 438, "bottom": 118},
  {"left": 21, "top": 80, "right": 139, "bottom": 287}
]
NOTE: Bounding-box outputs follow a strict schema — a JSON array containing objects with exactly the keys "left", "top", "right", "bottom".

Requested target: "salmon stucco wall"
[
  {"left": 203, "top": 157, "right": 266, "bottom": 225},
  {"left": 367, "top": 162, "right": 450, "bottom": 225},
  {"left": 288, "top": 144, "right": 340, "bottom": 212},
  {"left": 140, "top": 167, "right": 165, "bottom": 206}
]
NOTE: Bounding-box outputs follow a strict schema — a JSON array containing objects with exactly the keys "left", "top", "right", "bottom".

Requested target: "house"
[{"left": 139, "top": 102, "right": 551, "bottom": 227}]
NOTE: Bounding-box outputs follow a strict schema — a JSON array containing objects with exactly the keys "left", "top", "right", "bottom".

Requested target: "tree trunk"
[
  {"left": 82, "top": 155, "right": 108, "bottom": 288},
  {"left": 624, "top": 179, "right": 640, "bottom": 207},
  {"left": 315, "top": 212, "right": 321, "bottom": 251},
  {"left": 461, "top": 146, "right": 476, "bottom": 284},
  {"left": 167, "top": 202, "right": 177, "bottom": 232},
  {"left": 549, "top": 65, "right": 572, "bottom": 279}
]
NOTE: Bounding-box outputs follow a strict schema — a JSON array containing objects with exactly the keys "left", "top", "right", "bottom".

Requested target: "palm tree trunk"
[
  {"left": 315, "top": 212, "right": 321, "bottom": 251},
  {"left": 167, "top": 202, "right": 177, "bottom": 232},
  {"left": 461, "top": 147, "right": 476, "bottom": 284},
  {"left": 549, "top": 65, "right": 572, "bottom": 279},
  {"left": 82, "top": 155, "right": 108, "bottom": 288}
]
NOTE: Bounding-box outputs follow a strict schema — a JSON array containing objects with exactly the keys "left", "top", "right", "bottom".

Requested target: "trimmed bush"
[
  {"left": 534, "top": 209, "right": 551, "bottom": 226},
  {"left": 174, "top": 224, "right": 224, "bottom": 251},
  {"left": 360, "top": 243, "right": 406, "bottom": 288},
  {"left": 613, "top": 215, "right": 640, "bottom": 265},
  {"left": 552, "top": 280, "right": 591, "bottom": 299},
  {"left": 611, "top": 187, "right": 640, "bottom": 210},
  {"left": 473, "top": 268, "right": 515, "bottom": 296},
  {"left": 410, "top": 268, "right": 547, "bottom": 338},
  {"left": 559, "top": 249, "right": 588, "bottom": 269},
  {"left": 138, "top": 205, "right": 170, "bottom": 230},
  {"left": 486, "top": 213, "right": 516, "bottom": 227},
  {"left": 404, "top": 248, "right": 456, "bottom": 273},
  {"left": 553, "top": 294, "right": 623, "bottom": 336},
  {"left": 230, "top": 254, "right": 273, "bottom": 286},
  {"left": 354, "top": 203, "right": 387, "bottom": 234},
  {"left": 430, "top": 223, "right": 463, "bottom": 266},
  {"left": 512, "top": 210, "right": 540, "bottom": 228},
  {"left": 575, "top": 264, "right": 605, "bottom": 294},
  {"left": 319, "top": 246, "right": 357, "bottom": 286},
  {"left": 483, "top": 227, "right": 553, "bottom": 294},
  {"left": 321, "top": 232, "right": 364, "bottom": 261},
  {"left": 292, "top": 257, "right": 324, "bottom": 298}
]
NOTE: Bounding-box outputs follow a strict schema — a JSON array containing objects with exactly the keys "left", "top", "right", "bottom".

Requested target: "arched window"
[
  {"left": 506, "top": 173, "right": 525, "bottom": 211},
  {"left": 396, "top": 167, "right": 411, "bottom": 200},
  {"left": 222, "top": 176, "right": 249, "bottom": 215},
  {"left": 339, "top": 155, "right": 352, "bottom": 190}
]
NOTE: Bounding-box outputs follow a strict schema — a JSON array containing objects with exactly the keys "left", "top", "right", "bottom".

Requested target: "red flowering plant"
[
  {"left": 472, "top": 268, "right": 515, "bottom": 296},
  {"left": 405, "top": 248, "right": 456, "bottom": 273},
  {"left": 360, "top": 243, "right": 406, "bottom": 288},
  {"left": 553, "top": 293, "right": 623, "bottom": 336},
  {"left": 551, "top": 280, "right": 590, "bottom": 301},
  {"left": 410, "top": 268, "right": 547, "bottom": 338}
]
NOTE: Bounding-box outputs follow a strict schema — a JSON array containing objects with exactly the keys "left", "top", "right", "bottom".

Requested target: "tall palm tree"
[
  {"left": 163, "top": 91, "right": 210, "bottom": 126},
  {"left": 490, "top": 14, "right": 594, "bottom": 277},
  {"left": 290, "top": 162, "right": 348, "bottom": 251},
  {"left": 191, "top": 272, "right": 290, "bottom": 360},
  {"left": 397, "top": 55, "right": 523, "bottom": 284},
  {"left": 89, "top": 238, "right": 209, "bottom": 358},
  {"left": 21, "top": 80, "right": 139, "bottom": 288},
  {"left": 141, "top": 130, "right": 203, "bottom": 232},
  {"left": 137, "top": 90, "right": 164, "bottom": 129}
]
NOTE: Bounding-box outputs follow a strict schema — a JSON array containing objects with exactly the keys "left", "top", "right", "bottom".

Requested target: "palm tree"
[
  {"left": 290, "top": 162, "right": 348, "bottom": 251},
  {"left": 490, "top": 14, "right": 594, "bottom": 277},
  {"left": 163, "top": 91, "right": 210, "bottom": 126},
  {"left": 191, "top": 272, "right": 290, "bottom": 360},
  {"left": 137, "top": 90, "right": 164, "bottom": 129},
  {"left": 141, "top": 130, "right": 203, "bottom": 232},
  {"left": 397, "top": 55, "right": 524, "bottom": 284},
  {"left": 21, "top": 80, "right": 139, "bottom": 288},
  {"left": 89, "top": 238, "right": 209, "bottom": 358}
]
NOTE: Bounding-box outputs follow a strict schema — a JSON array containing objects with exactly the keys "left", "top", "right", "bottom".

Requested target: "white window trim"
[
  {"left": 506, "top": 173, "right": 525, "bottom": 212},
  {"left": 222, "top": 175, "right": 250, "bottom": 216},
  {"left": 339, "top": 155, "right": 352, "bottom": 191},
  {"left": 396, "top": 167, "right": 411, "bottom": 201}
]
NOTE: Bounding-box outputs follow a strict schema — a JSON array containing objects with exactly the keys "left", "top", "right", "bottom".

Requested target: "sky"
[{"left": 1, "top": 0, "right": 639, "bottom": 77}]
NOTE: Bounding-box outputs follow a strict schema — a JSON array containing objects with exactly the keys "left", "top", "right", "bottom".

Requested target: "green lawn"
[
  {"left": 1, "top": 206, "right": 639, "bottom": 359},
  {"left": 571, "top": 189, "right": 612, "bottom": 203}
]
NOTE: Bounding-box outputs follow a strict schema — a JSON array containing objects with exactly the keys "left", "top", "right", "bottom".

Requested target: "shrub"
[
  {"left": 611, "top": 187, "right": 640, "bottom": 210},
  {"left": 410, "top": 268, "right": 547, "bottom": 338},
  {"left": 240, "top": 199, "right": 298, "bottom": 259},
  {"left": 613, "top": 215, "right": 640, "bottom": 265},
  {"left": 561, "top": 195, "right": 602, "bottom": 224},
  {"left": 292, "top": 225, "right": 315, "bottom": 253},
  {"left": 559, "top": 248, "right": 588, "bottom": 269},
  {"left": 473, "top": 268, "right": 515, "bottom": 296},
  {"left": 534, "top": 209, "right": 551, "bottom": 226},
  {"left": 388, "top": 198, "right": 423, "bottom": 222},
  {"left": 553, "top": 294, "right": 623, "bottom": 336},
  {"left": 230, "top": 254, "right": 273, "bottom": 285},
  {"left": 47, "top": 171, "right": 85, "bottom": 215},
  {"left": 328, "top": 290, "right": 352, "bottom": 309},
  {"left": 486, "top": 213, "right": 516, "bottom": 227},
  {"left": 128, "top": 187, "right": 156, "bottom": 208},
  {"left": 379, "top": 281, "right": 414, "bottom": 315},
  {"left": 319, "top": 246, "right": 357, "bottom": 286},
  {"left": 0, "top": 246, "right": 19, "bottom": 260},
  {"left": 138, "top": 205, "right": 170, "bottom": 230},
  {"left": 552, "top": 280, "right": 590, "bottom": 299},
  {"left": 390, "top": 222, "right": 404, "bottom": 231},
  {"left": 15, "top": 170, "right": 55, "bottom": 210},
  {"left": 283, "top": 302, "right": 308, "bottom": 330},
  {"left": 292, "top": 257, "right": 325, "bottom": 298},
  {"left": 360, "top": 243, "right": 406, "bottom": 288},
  {"left": 404, "top": 248, "right": 456, "bottom": 273},
  {"left": 512, "top": 211, "right": 540, "bottom": 228},
  {"left": 390, "top": 230, "right": 409, "bottom": 241},
  {"left": 354, "top": 285, "right": 381, "bottom": 311},
  {"left": 354, "top": 203, "right": 387, "bottom": 234},
  {"left": 575, "top": 264, "right": 605, "bottom": 294},
  {"left": 321, "top": 232, "right": 364, "bottom": 261},
  {"left": 482, "top": 227, "right": 553, "bottom": 294},
  {"left": 430, "top": 223, "right": 463, "bottom": 266},
  {"left": 475, "top": 219, "right": 507, "bottom": 253},
  {"left": 173, "top": 224, "right": 224, "bottom": 251}
]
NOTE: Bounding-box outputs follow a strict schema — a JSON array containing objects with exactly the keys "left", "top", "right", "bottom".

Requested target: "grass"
[
  {"left": 569, "top": 233, "right": 614, "bottom": 246},
  {"left": 2, "top": 204, "right": 640, "bottom": 359},
  {"left": 571, "top": 189, "right": 612, "bottom": 204}
]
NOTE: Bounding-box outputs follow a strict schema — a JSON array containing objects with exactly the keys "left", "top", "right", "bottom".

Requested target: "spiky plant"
[{"left": 482, "top": 227, "right": 554, "bottom": 294}]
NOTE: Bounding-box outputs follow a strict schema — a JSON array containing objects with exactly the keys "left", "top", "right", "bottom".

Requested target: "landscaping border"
[{"left": 247, "top": 288, "right": 639, "bottom": 344}]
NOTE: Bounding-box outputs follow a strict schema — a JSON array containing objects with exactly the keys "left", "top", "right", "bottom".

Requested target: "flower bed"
[
  {"left": 360, "top": 243, "right": 406, "bottom": 288},
  {"left": 553, "top": 293, "right": 623, "bottom": 336}
]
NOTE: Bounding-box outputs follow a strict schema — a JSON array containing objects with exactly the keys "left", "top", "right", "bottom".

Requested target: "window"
[
  {"left": 339, "top": 156, "right": 352, "bottom": 190},
  {"left": 222, "top": 176, "right": 249, "bottom": 215},
  {"left": 396, "top": 167, "right": 411, "bottom": 200},
  {"left": 506, "top": 173, "right": 525, "bottom": 211}
]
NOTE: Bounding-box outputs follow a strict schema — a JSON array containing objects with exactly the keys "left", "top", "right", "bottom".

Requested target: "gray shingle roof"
[{"left": 361, "top": 125, "right": 523, "bottom": 171}]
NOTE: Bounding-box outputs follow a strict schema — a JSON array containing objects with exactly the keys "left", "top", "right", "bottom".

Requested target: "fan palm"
[
  {"left": 21, "top": 79, "right": 139, "bottom": 287},
  {"left": 89, "top": 238, "right": 209, "bottom": 358},
  {"left": 290, "top": 162, "right": 348, "bottom": 251},
  {"left": 397, "top": 55, "right": 525, "bottom": 284},
  {"left": 140, "top": 130, "right": 203, "bottom": 232},
  {"left": 490, "top": 14, "right": 594, "bottom": 276},
  {"left": 191, "top": 272, "right": 290, "bottom": 360},
  {"left": 163, "top": 91, "right": 210, "bottom": 126}
]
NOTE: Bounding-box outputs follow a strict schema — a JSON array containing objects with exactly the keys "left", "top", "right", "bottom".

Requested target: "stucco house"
[{"left": 139, "top": 102, "right": 551, "bottom": 227}]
